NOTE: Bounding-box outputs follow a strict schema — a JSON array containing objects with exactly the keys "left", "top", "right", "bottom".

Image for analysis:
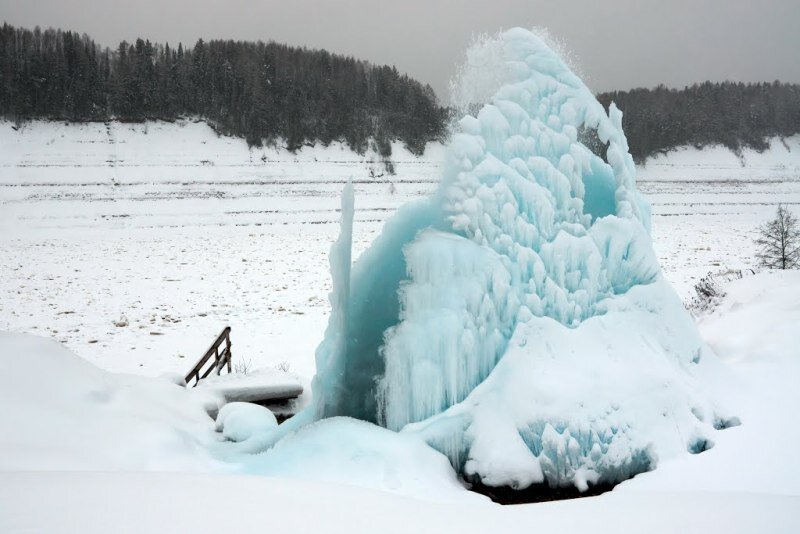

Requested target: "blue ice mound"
[{"left": 310, "top": 28, "right": 730, "bottom": 492}]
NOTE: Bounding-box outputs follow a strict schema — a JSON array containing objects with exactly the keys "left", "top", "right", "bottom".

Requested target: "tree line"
[
  {"left": 3, "top": 23, "right": 799, "bottom": 163},
  {"left": 597, "top": 82, "right": 800, "bottom": 162},
  {"left": 0, "top": 23, "right": 448, "bottom": 157}
]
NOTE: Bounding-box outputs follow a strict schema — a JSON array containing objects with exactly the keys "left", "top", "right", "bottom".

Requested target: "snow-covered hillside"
[
  {"left": 0, "top": 119, "right": 799, "bottom": 378},
  {"left": 0, "top": 120, "right": 443, "bottom": 378},
  {"left": 0, "top": 119, "right": 444, "bottom": 231}
]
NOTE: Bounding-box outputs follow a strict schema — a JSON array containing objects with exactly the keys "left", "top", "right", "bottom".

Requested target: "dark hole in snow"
[
  {"left": 713, "top": 416, "right": 742, "bottom": 430},
  {"left": 687, "top": 437, "right": 715, "bottom": 454}
]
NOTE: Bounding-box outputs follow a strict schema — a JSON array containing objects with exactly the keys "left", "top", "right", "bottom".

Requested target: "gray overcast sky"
[{"left": 2, "top": 0, "right": 799, "bottom": 102}]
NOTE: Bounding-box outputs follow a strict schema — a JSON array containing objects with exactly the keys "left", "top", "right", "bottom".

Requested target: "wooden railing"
[{"left": 185, "top": 326, "right": 232, "bottom": 387}]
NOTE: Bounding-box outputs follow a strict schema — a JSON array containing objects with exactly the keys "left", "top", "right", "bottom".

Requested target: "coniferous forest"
[
  {"left": 2, "top": 22, "right": 800, "bottom": 162},
  {"left": 0, "top": 23, "right": 447, "bottom": 156},
  {"left": 598, "top": 83, "right": 800, "bottom": 162}
]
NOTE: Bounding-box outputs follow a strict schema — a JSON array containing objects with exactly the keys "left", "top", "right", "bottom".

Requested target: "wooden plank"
[
  {"left": 226, "top": 333, "right": 232, "bottom": 374},
  {"left": 185, "top": 327, "right": 233, "bottom": 385}
]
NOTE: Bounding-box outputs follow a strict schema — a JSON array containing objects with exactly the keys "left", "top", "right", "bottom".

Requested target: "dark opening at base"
[{"left": 468, "top": 479, "right": 617, "bottom": 505}]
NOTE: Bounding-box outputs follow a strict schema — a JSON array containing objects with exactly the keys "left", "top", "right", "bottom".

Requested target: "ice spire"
[{"left": 308, "top": 28, "right": 731, "bottom": 493}]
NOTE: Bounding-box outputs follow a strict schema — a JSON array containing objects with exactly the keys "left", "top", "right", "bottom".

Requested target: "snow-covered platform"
[
  {"left": 196, "top": 368, "right": 303, "bottom": 403},
  {"left": 195, "top": 368, "right": 304, "bottom": 420}
]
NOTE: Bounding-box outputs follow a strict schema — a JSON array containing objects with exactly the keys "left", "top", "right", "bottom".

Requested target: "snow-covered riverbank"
[{"left": 2, "top": 120, "right": 798, "bottom": 377}]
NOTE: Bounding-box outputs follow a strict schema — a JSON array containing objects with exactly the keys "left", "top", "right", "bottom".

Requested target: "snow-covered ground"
[
  {"left": 3, "top": 471, "right": 795, "bottom": 534},
  {"left": 1, "top": 271, "right": 798, "bottom": 532},
  {"left": 641, "top": 139, "right": 800, "bottom": 296},
  {"left": 2, "top": 472, "right": 796, "bottom": 533},
  {"left": 1, "top": 120, "right": 798, "bottom": 379},
  {"left": 0, "top": 120, "right": 443, "bottom": 379},
  {"left": 624, "top": 270, "right": 800, "bottom": 497}
]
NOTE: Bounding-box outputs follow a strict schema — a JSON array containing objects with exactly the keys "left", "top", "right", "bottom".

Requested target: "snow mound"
[
  {"left": 698, "top": 270, "right": 800, "bottom": 365},
  {"left": 620, "top": 270, "right": 800, "bottom": 496},
  {"left": 216, "top": 402, "right": 278, "bottom": 443},
  {"left": 0, "top": 332, "right": 479, "bottom": 502},
  {"left": 305, "top": 28, "right": 732, "bottom": 494},
  {"left": 233, "top": 417, "right": 484, "bottom": 503},
  {"left": 0, "top": 332, "right": 220, "bottom": 472}
]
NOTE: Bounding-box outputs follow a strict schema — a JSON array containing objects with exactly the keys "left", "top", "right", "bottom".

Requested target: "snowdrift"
[
  {"left": 0, "top": 332, "right": 220, "bottom": 472},
  {"left": 306, "top": 28, "right": 735, "bottom": 494},
  {"left": 0, "top": 332, "right": 483, "bottom": 501}
]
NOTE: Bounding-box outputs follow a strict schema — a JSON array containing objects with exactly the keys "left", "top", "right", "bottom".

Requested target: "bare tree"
[{"left": 755, "top": 205, "right": 800, "bottom": 269}]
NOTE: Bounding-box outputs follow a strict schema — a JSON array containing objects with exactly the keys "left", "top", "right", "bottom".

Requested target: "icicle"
[{"left": 311, "top": 181, "right": 354, "bottom": 419}]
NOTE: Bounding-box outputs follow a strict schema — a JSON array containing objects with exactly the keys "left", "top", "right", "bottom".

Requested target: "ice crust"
[{"left": 308, "top": 28, "right": 728, "bottom": 491}]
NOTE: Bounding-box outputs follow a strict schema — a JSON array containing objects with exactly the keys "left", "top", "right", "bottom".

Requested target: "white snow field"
[
  {"left": 1, "top": 473, "right": 796, "bottom": 534},
  {"left": 640, "top": 136, "right": 800, "bottom": 297},
  {"left": 1, "top": 119, "right": 798, "bottom": 378},
  {"left": 1, "top": 121, "right": 798, "bottom": 380},
  {"left": 0, "top": 118, "right": 444, "bottom": 381}
]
